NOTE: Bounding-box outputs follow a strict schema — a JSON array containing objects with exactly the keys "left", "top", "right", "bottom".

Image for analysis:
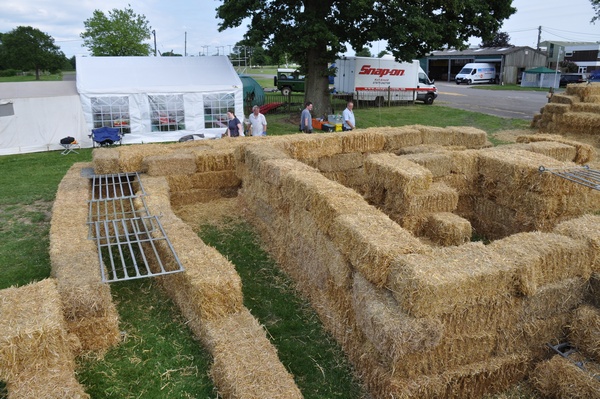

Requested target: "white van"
[{"left": 455, "top": 63, "right": 497, "bottom": 85}]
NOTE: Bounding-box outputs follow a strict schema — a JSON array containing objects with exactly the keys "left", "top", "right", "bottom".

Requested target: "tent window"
[
  {"left": 203, "top": 92, "right": 235, "bottom": 129},
  {"left": 0, "top": 102, "right": 14, "bottom": 117},
  {"left": 149, "top": 95, "right": 186, "bottom": 132},
  {"left": 91, "top": 96, "right": 130, "bottom": 133}
]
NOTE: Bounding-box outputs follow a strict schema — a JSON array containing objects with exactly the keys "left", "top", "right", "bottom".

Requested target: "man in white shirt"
[
  {"left": 342, "top": 101, "right": 355, "bottom": 131},
  {"left": 248, "top": 105, "right": 267, "bottom": 136}
]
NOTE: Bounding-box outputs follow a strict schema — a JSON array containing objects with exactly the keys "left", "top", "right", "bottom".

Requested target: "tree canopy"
[
  {"left": 592, "top": 0, "right": 600, "bottom": 23},
  {"left": 217, "top": 0, "right": 516, "bottom": 115},
  {"left": 480, "top": 31, "right": 511, "bottom": 48},
  {"left": 81, "top": 6, "right": 152, "bottom": 56},
  {"left": 0, "top": 26, "right": 66, "bottom": 79}
]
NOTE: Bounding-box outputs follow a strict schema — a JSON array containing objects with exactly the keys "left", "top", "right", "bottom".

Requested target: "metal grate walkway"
[
  {"left": 87, "top": 172, "right": 184, "bottom": 283},
  {"left": 539, "top": 165, "right": 600, "bottom": 191}
]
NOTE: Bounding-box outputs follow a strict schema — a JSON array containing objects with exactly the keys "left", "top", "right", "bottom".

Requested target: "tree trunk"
[
  {"left": 305, "top": 46, "right": 332, "bottom": 119},
  {"left": 35, "top": 67, "right": 41, "bottom": 81}
]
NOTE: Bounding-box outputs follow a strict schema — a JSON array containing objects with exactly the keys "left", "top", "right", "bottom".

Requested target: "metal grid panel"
[
  {"left": 540, "top": 165, "right": 600, "bottom": 191},
  {"left": 88, "top": 172, "right": 184, "bottom": 283}
]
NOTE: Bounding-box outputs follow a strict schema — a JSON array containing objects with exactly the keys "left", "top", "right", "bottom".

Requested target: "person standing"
[
  {"left": 226, "top": 110, "right": 243, "bottom": 137},
  {"left": 300, "top": 101, "right": 313, "bottom": 133},
  {"left": 248, "top": 105, "right": 268, "bottom": 136},
  {"left": 342, "top": 101, "right": 356, "bottom": 131}
]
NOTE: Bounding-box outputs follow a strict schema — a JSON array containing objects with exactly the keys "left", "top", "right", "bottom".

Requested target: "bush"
[{"left": 0, "top": 69, "right": 20, "bottom": 77}]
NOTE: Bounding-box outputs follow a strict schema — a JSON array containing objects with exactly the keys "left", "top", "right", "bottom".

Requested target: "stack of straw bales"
[
  {"left": 49, "top": 162, "right": 120, "bottom": 352},
  {"left": 0, "top": 279, "right": 88, "bottom": 398},
  {"left": 532, "top": 83, "right": 600, "bottom": 137},
  {"left": 139, "top": 175, "right": 302, "bottom": 399}
]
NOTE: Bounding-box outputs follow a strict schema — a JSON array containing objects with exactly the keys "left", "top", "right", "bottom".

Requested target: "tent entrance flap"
[{"left": 87, "top": 172, "right": 184, "bottom": 283}]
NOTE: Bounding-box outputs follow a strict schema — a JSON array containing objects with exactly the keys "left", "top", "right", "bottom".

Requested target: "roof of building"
[{"left": 428, "top": 46, "right": 541, "bottom": 57}]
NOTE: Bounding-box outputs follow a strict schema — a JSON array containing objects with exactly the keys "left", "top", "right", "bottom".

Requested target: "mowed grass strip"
[{"left": 198, "top": 221, "right": 367, "bottom": 399}]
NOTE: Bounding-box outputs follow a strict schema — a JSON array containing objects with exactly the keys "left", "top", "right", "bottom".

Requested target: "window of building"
[
  {"left": 203, "top": 92, "right": 235, "bottom": 129},
  {"left": 149, "top": 94, "right": 185, "bottom": 132},
  {"left": 91, "top": 96, "right": 130, "bottom": 133}
]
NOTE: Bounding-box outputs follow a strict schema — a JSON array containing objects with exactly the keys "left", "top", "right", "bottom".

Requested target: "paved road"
[{"left": 434, "top": 81, "right": 552, "bottom": 120}]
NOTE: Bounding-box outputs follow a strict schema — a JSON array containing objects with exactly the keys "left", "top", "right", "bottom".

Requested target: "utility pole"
[
  {"left": 536, "top": 26, "right": 541, "bottom": 51},
  {"left": 184, "top": 32, "right": 187, "bottom": 57},
  {"left": 152, "top": 30, "right": 157, "bottom": 56}
]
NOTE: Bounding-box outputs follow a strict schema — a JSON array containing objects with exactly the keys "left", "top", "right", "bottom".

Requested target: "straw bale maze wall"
[
  {"left": 532, "top": 83, "right": 600, "bottom": 146},
  {"left": 27, "top": 127, "right": 599, "bottom": 399},
  {"left": 88, "top": 128, "right": 600, "bottom": 398}
]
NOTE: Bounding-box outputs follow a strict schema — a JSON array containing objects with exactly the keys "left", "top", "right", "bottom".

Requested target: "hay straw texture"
[
  {"left": 516, "top": 134, "right": 596, "bottom": 164},
  {"left": 143, "top": 151, "right": 197, "bottom": 176},
  {"left": 200, "top": 309, "right": 303, "bottom": 399},
  {"left": 387, "top": 242, "right": 515, "bottom": 318},
  {"left": 275, "top": 134, "right": 343, "bottom": 160},
  {"left": 554, "top": 214, "right": 600, "bottom": 273},
  {"left": 0, "top": 279, "right": 89, "bottom": 398},
  {"left": 569, "top": 305, "right": 600, "bottom": 362},
  {"left": 140, "top": 176, "right": 243, "bottom": 321},
  {"left": 532, "top": 355, "right": 600, "bottom": 399},
  {"left": 423, "top": 212, "right": 472, "bottom": 246},
  {"left": 49, "top": 162, "right": 120, "bottom": 352},
  {"left": 488, "top": 231, "right": 592, "bottom": 296},
  {"left": 352, "top": 273, "right": 443, "bottom": 361}
]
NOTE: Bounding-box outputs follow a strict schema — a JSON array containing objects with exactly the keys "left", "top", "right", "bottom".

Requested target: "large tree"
[
  {"left": 592, "top": 0, "right": 600, "bottom": 23},
  {"left": 217, "top": 0, "right": 516, "bottom": 115},
  {"left": 0, "top": 26, "right": 66, "bottom": 80},
  {"left": 81, "top": 6, "right": 152, "bottom": 56},
  {"left": 480, "top": 31, "right": 511, "bottom": 48}
]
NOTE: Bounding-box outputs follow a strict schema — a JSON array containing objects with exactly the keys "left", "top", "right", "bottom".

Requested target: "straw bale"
[
  {"left": 573, "top": 102, "right": 600, "bottom": 114},
  {"left": 195, "top": 148, "right": 236, "bottom": 172},
  {"left": 117, "top": 144, "right": 172, "bottom": 172},
  {"left": 569, "top": 305, "right": 600, "bottom": 362},
  {"left": 329, "top": 210, "right": 428, "bottom": 287},
  {"left": 436, "top": 173, "right": 477, "bottom": 196},
  {"left": 517, "top": 277, "right": 587, "bottom": 321},
  {"left": 387, "top": 242, "right": 515, "bottom": 318},
  {"left": 338, "top": 129, "right": 385, "bottom": 154},
  {"left": 280, "top": 168, "right": 373, "bottom": 237},
  {"left": 200, "top": 309, "right": 303, "bottom": 399},
  {"left": 532, "top": 355, "right": 600, "bottom": 399},
  {"left": 169, "top": 187, "right": 238, "bottom": 207},
  {"left": 276, "top": 133, "right": 343, "bottom": 160},
  {"left": 140, "top": 175, "right": 244, "bottom": 320},
  {"left": 241, "top": 143, "right": 290, "bottom": 174},
  {"left": 555, "top": 214, "right": 600, "bottom": 272},
  {"left": 422, "top": 212, "right": 472, "bottom": 246},
  {"left": 376, "top": 126, "right": 423, "bottom": 151},
  {"left": 586, "top": 94, "right": 600, "bottom": 104},
  {"left": 259, "top": 157, "right": 316, "bottom": 187},
  {"left": 92, "top": 148, "right": 120, "bottom": 174},
  {"left": 395, "top": 144, "right": 452, "bottom": 154},
  {"left": 352, "top": 273, "right": 443, "bottom": 362},
  {"left": 416, "top": 125, "right": 456, "bottom": 146},
  {"left": 314, "top": 152, "right": 365, "bottom": 172},
  {"left": 6, "top": 362, "right": 89, "bottom": 399},
  {"left": 561, "top": 112, "right": 600, "bottom": 134},
  {"left": 516, "top": 134, "right": 596, "bottom": 164},
  {"left": 551, "top": 94, "right": 581, "bottom": 105},
  {"left": 589, "top": 273, "right": 600, "bottom": 308},
  {"left": 566, "top": 83, "right": 600, "bottom": 98},
  {"left": 143, "top": 151, "right": 197, "bottom": 176},
  {"left": 167, "top": 170, "right": 241, "bottom": 192},
  {"left": 388, "top": 182, "right": 458, "bottom": 216},
  {"left": 445, "top": 126, "right": 490, "bottom": 148},
  {"left": 65, "top": 314, "right": 120, "bottom": 353},
  {"left": 438, "top": 296, "right": 517, "bottom": 336},
  {"left": 0, "top": 280, "right": 76, "bottom": 379},
  {"left": 526, "top": 141, "right": 578, "bottom": 162},
  {"left": 388, "top": 353, "right": 530, "bottom": 399},
  {"left": 399, "top": 152, "right": 454, "bottom": 178},
  {"left": 489, "top": 231, "right": 593, "bottom": 296},
  {"left": 471, "top": 196, "right": 518, "bottom": 239},
  {"left": 544, "top": 103, "right": 572, "bottom": 114},
  {"left": 364, "top": 153, "right": 433, "bottom": 197}
]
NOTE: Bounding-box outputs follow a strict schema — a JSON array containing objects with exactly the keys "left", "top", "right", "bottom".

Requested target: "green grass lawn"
[{"left": 0, "top": 105, "right": 538, "bottom": 399}]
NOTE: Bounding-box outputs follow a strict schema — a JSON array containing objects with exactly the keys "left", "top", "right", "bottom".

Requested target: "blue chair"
[{"left": 90, "top": 127, "right": 123, "bottom": 147}]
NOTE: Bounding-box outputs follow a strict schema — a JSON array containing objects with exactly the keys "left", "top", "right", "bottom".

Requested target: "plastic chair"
[{"left": 90, "top": 127, "right": 123, "bottom": 147}]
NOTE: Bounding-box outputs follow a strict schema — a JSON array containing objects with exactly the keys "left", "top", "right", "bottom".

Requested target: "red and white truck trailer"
[{"left": 334, "top": 56, "right": 438, "bottom": 105}]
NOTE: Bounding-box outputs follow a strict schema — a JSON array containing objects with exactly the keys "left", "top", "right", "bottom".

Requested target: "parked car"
[
  {"left": 589, "top": 70, "right": 600, "bottom": 82},
  {"left": 559, "top": 73, "right": 586, "bottom": 87}
]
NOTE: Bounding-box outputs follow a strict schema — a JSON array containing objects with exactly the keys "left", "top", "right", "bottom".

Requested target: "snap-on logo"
[{"left": 359, "top": 65, "right": 405, "bottom": 77}]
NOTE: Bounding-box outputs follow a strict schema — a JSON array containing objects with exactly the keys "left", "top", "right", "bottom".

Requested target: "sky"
[{"left": 0, "top": 0, "right": 598, "bottom": 59}]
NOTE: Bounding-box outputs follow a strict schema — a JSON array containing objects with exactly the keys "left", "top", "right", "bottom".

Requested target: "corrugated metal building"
[{"left": 423, "top": 46, "right": 547, "bottom": 84}]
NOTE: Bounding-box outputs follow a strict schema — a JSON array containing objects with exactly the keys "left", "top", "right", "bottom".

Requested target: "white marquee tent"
[
  {"left": 0, "top": 81, "right": 90, "bottom": 155},
  {"left": 0, "top": 56, "right": 244, "bottom": 156},
  {"left": 76, "top": 56, "right": 244, "bottom": 144}
]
